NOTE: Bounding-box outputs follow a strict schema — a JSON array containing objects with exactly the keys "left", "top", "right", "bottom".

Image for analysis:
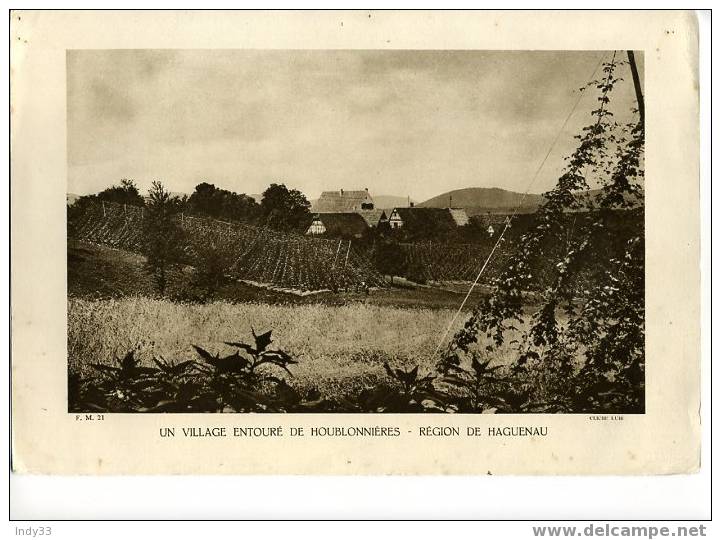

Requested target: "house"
[
  {"left": 357, "top": 209, "right": 388, "bottom": 228},
  {"left": 470, "top": 212, "right": 512, "bottom": 235},
  {"left": 448, "top": 208, "right": 470, "bottom": 226},
  {"left": 388, "top": 207, "right": 464, "bottom": 233},
  {"left": 314, "top": 188, "right": 374, "bottom": 212},
  {"left": 305, "top": 213, "right": 369, "bottom": 238}
]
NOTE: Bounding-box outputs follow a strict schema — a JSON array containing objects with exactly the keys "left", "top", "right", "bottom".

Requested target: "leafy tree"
[
  {"left": 260, "top": 183, "right": 312, "bottom": 232},
  {"left": 186, "top": 182, "right": 260, "bottom": 223},
  {"left": 188, "top": 239, "right": 234, "bottom": 300},
  {"left": 69, "top": 179, "right": 145, "bottom": 223},
  {"left": 374, "top": 237, "right": 407, "bottom": 284},
  {"left": 97, "top": 178, "right": 145, "bottom": 206},
  {"left": 405, "top": 256, "right": 429, "bottom": 284},
  {"left": 141, "top": 181, "right": 186, "bottom": 294}
]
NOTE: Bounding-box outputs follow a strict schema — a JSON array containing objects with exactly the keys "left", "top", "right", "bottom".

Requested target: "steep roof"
[
  {"left": 448, "top": 208, "right": 470, "bottom": 226},
  {"left": 314, "top": 190, "right": 373, "bottom": 212},
  {"left": 391, "top": 207, "right": 458, "bottom": 230},
  {"left": 357, "top": 209, "right": 387, "bottom": 227},
  {"left": 312, "top": 212, "right": 369, "bottom": 237}
]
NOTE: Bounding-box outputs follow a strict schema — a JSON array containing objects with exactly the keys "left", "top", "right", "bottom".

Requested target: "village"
[
  {"left": 305, "top": 187, "right": 499, "bottom": 239},
  {"left": 67, "top": 175, "right": 640, "bottom": 300},
  {"left": 306, "top": 188, "right": 504, "bottom": 238}
]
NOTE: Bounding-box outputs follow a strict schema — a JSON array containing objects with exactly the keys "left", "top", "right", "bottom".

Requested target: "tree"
[
  {"left": 260, "top": 183, "right": 312, "bottom": 232},
  {"left": 188, "top": 239, "right": 234, "bottom": 300},
  {"left": 141, "top": 181, "right": 186, "bottom": 295},
  {"left": 186, "top": 182, "right": 260, "bottom": 223},
  {"left": 373, "top": 237, "right": 407, "bottom": 285},
  {"left": 97, "top": 178, "right": 145, "bottom": 206}
]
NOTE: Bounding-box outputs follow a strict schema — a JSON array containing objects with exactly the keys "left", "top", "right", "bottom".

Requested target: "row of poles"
[
  {"left": 100, "top": 200, "right": 355, "bottom": 272},
  {"left": 331, "top": 239, "right": 352, "bottom": 270}
]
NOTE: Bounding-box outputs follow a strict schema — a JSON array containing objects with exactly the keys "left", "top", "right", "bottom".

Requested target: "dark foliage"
[
  {"left": 67, "top": 179, "right": 145, "bottom": 223},
  {"left": 69, "top": 329, "right": 333, "bottom": 413},
  {"left": 97, "top": 179, "right": 146, "bottom": 207},
  {"left": 186, "top": 182, "right": 261, "bottom": 223},
  {"left": 260, "top": 183, "right": 312, "bottom": 232},
  {"left": 141, "top": 181, "right": 187, "bottom": 294},
  {"left": 185, "top": 238, "right": 235, "bottom": 300},
  {"left": 373, "top": 237, "right": 407, "bottom": 284}
]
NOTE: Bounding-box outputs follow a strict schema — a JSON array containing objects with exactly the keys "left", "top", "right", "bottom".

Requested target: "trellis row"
[
  {"left": 400, "top": 242, "right": 510, "bottom": 283},
  {"left": 68, "top": 201, "right": 386, "bottom": 292}
]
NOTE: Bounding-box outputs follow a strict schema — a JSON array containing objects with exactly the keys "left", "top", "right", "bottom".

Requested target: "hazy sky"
[{"left": 67, "top": 50, "right": 643, "bottom": 201}]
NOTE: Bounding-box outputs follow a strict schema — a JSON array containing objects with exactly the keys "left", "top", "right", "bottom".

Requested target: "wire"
[{"left": 432, "top": 51, "right": 609, "bottom": 357}]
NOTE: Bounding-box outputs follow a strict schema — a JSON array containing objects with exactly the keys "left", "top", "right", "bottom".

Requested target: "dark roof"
[
  {"left": 391, "top": 207, "right": 458, "bottom": 231},
  {"left": 312, "top": 212, "right": 369, "bottom": 237}
]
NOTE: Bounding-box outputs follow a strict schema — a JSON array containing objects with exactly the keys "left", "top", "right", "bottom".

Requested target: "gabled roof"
[
  {"left": 314, "top": 190, "right": 373, "bottom": 212},
  {"left": 357, "top": 209, "right": 387, "bottom": 227},
  {"left": 448, "top": 208, "right": 470, "bottom": 226},
  {"left": 311, "top": 212, "right": 369, "bottom": 237},
  {"left": 391, "top": 207, "right": 458, "bottom": 230},
  {"left": 320, "top": 190, "right": 369, "bottom": 199}
]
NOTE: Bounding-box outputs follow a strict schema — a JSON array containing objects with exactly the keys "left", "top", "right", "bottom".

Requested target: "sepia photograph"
[
  {"left": 66, "top": 48, "right": 645, "bottom": 415},
  {"left": 11, "top": 4, "right": 706, "bottom": 499}
]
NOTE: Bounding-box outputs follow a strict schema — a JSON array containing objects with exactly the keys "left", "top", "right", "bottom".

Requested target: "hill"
[
  {"left": 419, "top": 186, "right": 642, "bottom": 216},
  {"left": 419, "top": 187, "right": 544, "bottom": 213}
]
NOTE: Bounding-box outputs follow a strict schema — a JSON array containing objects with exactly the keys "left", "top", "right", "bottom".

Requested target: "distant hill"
[
  {"left": 419, "top": 187, "right": 642, "bottom": 216},
  {"left": 419, "top": 188, "right": 544, "bottom": 214}
]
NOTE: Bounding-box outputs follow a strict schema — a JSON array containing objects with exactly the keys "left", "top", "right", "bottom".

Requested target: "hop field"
[{"left": 68, "top": 201, "right": 385, "bottom": 292}]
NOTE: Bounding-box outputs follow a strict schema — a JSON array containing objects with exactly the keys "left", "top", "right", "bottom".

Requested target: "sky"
[{"left": 67, "top": 49, "right": 643, "bottom": 201}]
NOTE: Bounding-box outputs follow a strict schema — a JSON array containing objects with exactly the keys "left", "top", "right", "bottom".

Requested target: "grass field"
[
  {"left": 67, "top": 241, "right": 529, "bottom": 402},
  {"left": 68, "top": 297, "right": 482, "bottom": 399}
]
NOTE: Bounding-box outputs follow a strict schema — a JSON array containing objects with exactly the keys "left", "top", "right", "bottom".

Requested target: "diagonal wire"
[{"left": 432, "top": 51, "right": 609, "bottom": 357}]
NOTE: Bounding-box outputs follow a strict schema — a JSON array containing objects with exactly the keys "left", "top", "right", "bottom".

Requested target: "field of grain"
[{"left": 68, "top": 297, "right": 492, "bottom": 399}]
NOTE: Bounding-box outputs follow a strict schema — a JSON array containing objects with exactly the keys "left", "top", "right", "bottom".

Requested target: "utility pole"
[{"left": 626, "top": 51, "right": 644, "bottom": 126}]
